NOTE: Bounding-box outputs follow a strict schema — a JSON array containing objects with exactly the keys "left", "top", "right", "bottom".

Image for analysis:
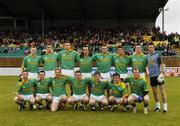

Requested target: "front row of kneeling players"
[{"left": 14, "top": 68, "right": 150, "bottom": 114}]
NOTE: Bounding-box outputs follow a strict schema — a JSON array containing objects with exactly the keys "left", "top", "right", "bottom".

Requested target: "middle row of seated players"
[
  {"left": 14, "top": 68, "right": 149, "bottom": 114},
  {"left": 22, "top": 42, "right": 148, "bottom": 81}
]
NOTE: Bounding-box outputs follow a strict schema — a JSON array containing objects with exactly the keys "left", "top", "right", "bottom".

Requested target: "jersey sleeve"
[
  {"left": 75, "top": 51, "right": 80, "bottom": 63},
  {"left": 123, "top": 77, "right": 130, "bottom": 83}
]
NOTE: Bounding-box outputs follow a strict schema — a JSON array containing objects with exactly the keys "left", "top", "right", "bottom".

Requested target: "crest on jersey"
[
  {"left": 44, "top": 57, "right": 47, "bottom": 60},
  {"left": 116, "top": 60, "right": 119, "bottom": 63},
  {"left": 28, "top": 59, "right": 31, "bottom": 62}
]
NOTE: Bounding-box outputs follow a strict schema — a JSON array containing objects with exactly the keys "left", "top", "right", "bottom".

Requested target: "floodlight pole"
[{"left": 162, "top": 7, "right": 165, "bottom": 33}]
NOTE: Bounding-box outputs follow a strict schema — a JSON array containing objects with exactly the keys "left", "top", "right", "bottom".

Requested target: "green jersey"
[
  {"left": 78, "top": 56, "right": 93, "bottom": 73},
  {"left": 68, "top": 77, "right": 91, "bottom": 95},
  {"left": 15, "top": 79, "right": 36, "bottom": 95},
  {"left": 42, "top": 53, "right": 59, "bottom": 71},
  {"left": 58, "top": 50, "right": 79, "bottom": 69},
  {"left": 130, "top": 54, "right": 148, "bottom": 73},
  {"left": 50, "top": 76, "right": 69, "bottom": 97},
  {"left": 22, "top": 55, "right": 41, "bottom": 73},
  {"left": 124, "top": 76, "right": 148, "bottom": 96},
  {"left": 109, "top": 82, "right": 127, "bottom": 98},
  {"left": 113, "top": 54, "right": 131, "bottom": 74},
  {"left": 35, "top": 78, "right": 51, "bottom": 94},
  {"left": 93, "top": 53, "right": 113, "bottom": 73},
  {"left": 89, "top": 79, "right": 109, "bottom": 96}
]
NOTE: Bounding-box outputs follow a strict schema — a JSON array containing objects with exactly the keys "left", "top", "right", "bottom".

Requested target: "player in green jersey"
[
  {"left": 113, "top": 46, "right": 131, "bottom": 79},
  {"left": 58, "top": 42, "right": 79, "bottom": 77},
  {"left": 89, "top": 71, "right": 109, "bottom": 111},
  {"left": 92, "top": 45, "right": 113, "bottom": 81},
  {"left": 124, "top": 68, "right": 149, "bottom": 114},
  {"left": 50, "top": 69, "right": 69, "bottom": 112},
  {"left": 67, "top": 70, "right": 90, "bottom": 111},
  {"left": 22, "top": 47, "right": 41, "bottom": 79},
  {"left": 108, "top": 73, "right": 128, "bottom": 112},
  {"left": 78, "top": 46, "right": 93, "bottom": 78},
  {"left": 13, "top": 70, "right": 36, "bottom": 111},
  {"left": 34, "top": 70, "right": 52, "bottom": 109},
  {"left": 41, "top": 43, "right": 59, "bottom": 78},
  {"left": 130, "top": 45, "right": 148, "bottom": 80}
]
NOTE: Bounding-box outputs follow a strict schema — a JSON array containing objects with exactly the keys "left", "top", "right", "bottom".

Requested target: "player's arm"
[
  {"left": 13, "top": 81, "right": 23, "bottom": 98},
  {"left": 87, "top": 78, "right": 93, "bottom": 97},
  {"left": 66, "top": 76, "right": 73, "bottom": 96},
  {"left": 39, "top": 55, "right": 44, "bottom": 67},
  {"left": 159, "top": 56, "right": 166, "bottom": 74},
  {"left": 106, "top": 82, "right": 111, "bottom": 98},
  {"left": 123, "top": 77, "right": 131, "bottom": 94},
  {"left": 21, "top": 57, "right": 26, "bottom": 72},
  {"left": 48, "top": 78, "right": 53, "bottom": 95}
]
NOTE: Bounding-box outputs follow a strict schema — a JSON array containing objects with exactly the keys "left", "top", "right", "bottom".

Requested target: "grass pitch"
[{"left": 0, "top": 76, "right": 180, "bottom": 126}]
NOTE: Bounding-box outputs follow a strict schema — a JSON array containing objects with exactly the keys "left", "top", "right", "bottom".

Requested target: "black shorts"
[{"left": 150, "top": 76, "right": 165, "bottom": 87}]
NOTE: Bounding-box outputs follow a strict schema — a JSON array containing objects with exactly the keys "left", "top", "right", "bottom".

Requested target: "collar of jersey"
[
  {"left": 29, "top": 54, "right": 36, "bottom": 57},
  {"left": 114, "top": 82, "right": 122, "bottom": 87}
]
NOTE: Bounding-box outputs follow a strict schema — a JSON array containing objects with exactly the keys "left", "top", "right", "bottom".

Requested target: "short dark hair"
[
  {"left": 93, "top": 71, "right": 101, "bottom": 76},
  {"left": 113, "top": 73, "right": 120, "bottom": 78},
  {"left": 38, "top": 70, "right": 45, "bottom": 74},
  {"left": 22, "top": 70, "right": 28, "bottom": 73},
  {"left": 148, "top": 42, "right": 154, "bottom": 46},
  {"left": 75, "top": 70, "right": 81, "bottom": 74},
  {"left": 133, "top": 67, "right": 139, "bottom": 72},
  {"left": 117, "top": 46, "right": 123, "bottom": 49}
]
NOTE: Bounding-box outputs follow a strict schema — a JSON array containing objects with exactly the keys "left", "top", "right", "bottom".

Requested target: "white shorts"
[
  {"left": 100, "top": 72, "right": 111, "bottom": 81},
  {"left": 90, "top": 94, "right": 106, "bottom": 102},
  {"left": 52, "top": 94, "right": 66, "bottom": 103},
  {"left": 82, "top": 73, "right": 92, "bottom": 79},
  {"left": 61, "top": 69, "right": 74, "bottom": 77},
  {"left": 45, "top": 70, "right": 55, "bottom": 78},
  {"left": 131, "top": 93, "right": 139, "bottom": 99},
  {"left": 28, "top": 72, "right": 38, "bottom": 79},
  {"left": 120, "top": 74, "right": 128, "bottom": 79},
  {"left": 73, "top": 94, "right": 87, "bottom": 101},
  {"left": 21, "top": 94, "right": 33, "bottom": 101},
  {"left": 36, "top": 93, "right": 50, "bottom": 99}
]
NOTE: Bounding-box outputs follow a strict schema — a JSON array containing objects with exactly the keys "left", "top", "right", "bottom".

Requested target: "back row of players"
[{"left": 14, "top": 42, "right": 167, "bottom": 113}]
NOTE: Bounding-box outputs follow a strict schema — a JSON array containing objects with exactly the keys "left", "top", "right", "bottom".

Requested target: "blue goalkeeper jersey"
[{"left": 147, "top": 52, "right": 161, "bottom": 77}]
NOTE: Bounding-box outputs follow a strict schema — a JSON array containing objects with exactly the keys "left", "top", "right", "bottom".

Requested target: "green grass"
[{"left": 0, "top": 76, "right": 180, "bottom": 126}]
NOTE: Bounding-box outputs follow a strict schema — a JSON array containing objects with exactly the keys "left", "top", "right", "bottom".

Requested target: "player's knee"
[
  {"left": 67, "top": 97, "right": 74, "bottom": 104},
  {"left": 128, "top": 96, "right": 134, "bottom": 104},
  {"left": 13, "top": 97, "right": 18, "bottom": 102},
  {"left": 108, "top": 96, "right": 115, "bottom": 103},
  {"left": 61, "top": 96, "right": 67, "bottom": 103},
  {"left": 102, "top": 98, "right": 108, "bottom": 106},
  {"left": 29, "top": 97, "right": 35, "bottom": 104},
  {"left": 82, "top": 96, "right": 89, "bottom": 103},
  {"left": 46, "top": 95, "right": 53, "bottom": 102},
  {"left": 35, "top": 96, "right": 42, "bottom": 102},
  {"left": 144, "top": 95, "right": 149, "bottom": 103},
  {"left": 51, "top": 103, "right": 58, "bottom": 112},
  {"left": 89, "top": 98, "right": 96, "bottom": 106}
]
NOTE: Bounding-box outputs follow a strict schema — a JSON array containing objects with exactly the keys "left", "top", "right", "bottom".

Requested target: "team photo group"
[{"left": 14, "top": 41, "right": 168, "bottom": 114}]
